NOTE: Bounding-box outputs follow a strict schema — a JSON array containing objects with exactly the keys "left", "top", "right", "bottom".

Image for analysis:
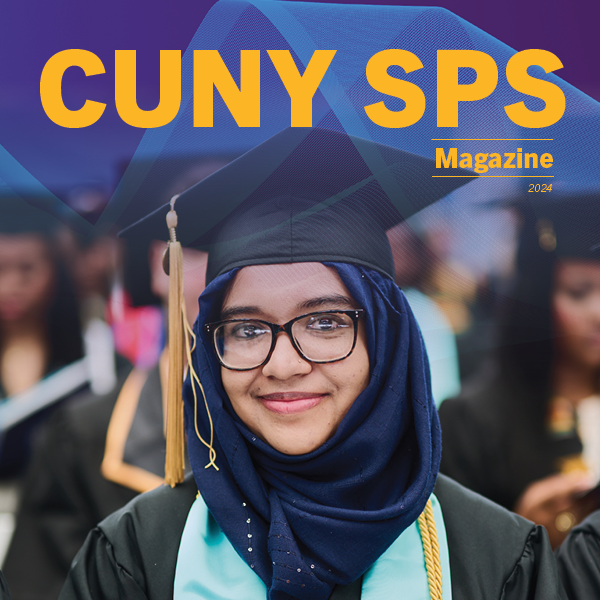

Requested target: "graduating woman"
[
  {"left": 439, "top": 195, "right": 600, "bottom": 548},
  {"left": 60, "top": 128, "right": 565, "bottom": 599}
]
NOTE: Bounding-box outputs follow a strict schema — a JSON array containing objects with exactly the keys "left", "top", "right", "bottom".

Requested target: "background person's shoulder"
[
  {"left": 99, "top": 474, "right": 198, "bottom": 540},
  {"left": 556, "top": 509, "right": 600, "bottom": 600},
  {"left": 435, "top": 474, "right": 567, "bottom": 599}
]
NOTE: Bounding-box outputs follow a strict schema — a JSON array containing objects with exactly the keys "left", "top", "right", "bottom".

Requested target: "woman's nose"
[{"left": 261, "top": 332, "right": 312, "bottom": 379}]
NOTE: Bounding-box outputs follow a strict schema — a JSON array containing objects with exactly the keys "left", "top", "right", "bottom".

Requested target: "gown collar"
[{"left": 174, "top": 493, "right": 452, "bottom": 600}]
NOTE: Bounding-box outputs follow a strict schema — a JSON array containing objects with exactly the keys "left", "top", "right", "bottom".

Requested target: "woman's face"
[
  {"left": 0, "top": 234, "right": 56, "bottom": 323},
  {"left": 220, "top": 262, "right": 370, "bottom": 455},
  {"left": 553, "top": 259, "right": 600, "bottom": 369}
]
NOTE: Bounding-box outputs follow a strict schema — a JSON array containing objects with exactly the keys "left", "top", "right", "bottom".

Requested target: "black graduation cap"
[
  {"left": 508, "top": 193, "right": 600, "bottom": 261},
  {"left": 121, "top": 127, "right": 476, "bottom": 284}
]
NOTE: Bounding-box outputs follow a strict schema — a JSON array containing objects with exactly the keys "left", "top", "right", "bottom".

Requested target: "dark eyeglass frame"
[{"left": 204, "top": 309, "right": 365, "bottom": 371}]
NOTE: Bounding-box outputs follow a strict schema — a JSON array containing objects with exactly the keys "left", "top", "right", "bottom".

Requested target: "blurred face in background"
[
  {"left": 553, "top": 259, "right": 600, "bottom": 369},
  {"left": 63, "top": 234, "right": 118, "bottom": 300},
  {"left": 149, "top": 240, "right": 208, "bottom": 324},
  {"left": 387, "top": 222, "right": 425, "bottom": 288},
  {"left": 0, "top": 233, "right": 56, "bottom": 324}
]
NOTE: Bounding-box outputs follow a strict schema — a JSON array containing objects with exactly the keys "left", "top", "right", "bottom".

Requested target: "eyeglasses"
[{"left": 205, "top": 309, "right": 365, "bottom": 371}]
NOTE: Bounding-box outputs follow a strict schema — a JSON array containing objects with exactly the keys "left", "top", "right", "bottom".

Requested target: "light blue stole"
[{"left": 174, "top": 494, "right": 452, "bottom": 599}]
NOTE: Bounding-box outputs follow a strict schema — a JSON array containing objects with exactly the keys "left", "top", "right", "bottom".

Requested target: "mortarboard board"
[
  {"left": 121, "top": 127, "right": 477, "bottom": 284},
  {"left": 119, "top": 126, "right": 478, "bottom": 486}
]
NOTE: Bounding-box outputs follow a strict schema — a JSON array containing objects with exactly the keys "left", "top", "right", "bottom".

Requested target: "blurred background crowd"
[
  {"left": 1, "top": 0, "right": 599, "bottom": 597},
  {"left": 1, "top": 169, "right": 600, "bottom": 599}
]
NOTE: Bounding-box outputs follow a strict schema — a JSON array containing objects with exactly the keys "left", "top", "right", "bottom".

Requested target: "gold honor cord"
[
  {"left": 182, "top": 299, "right": 218, "bottom": 470},
  {"left": 417, "top": 499, "right": 443, "bottom": 600},
  {"left": 164, "top": 196, "right": 218, "bottom": 488}
]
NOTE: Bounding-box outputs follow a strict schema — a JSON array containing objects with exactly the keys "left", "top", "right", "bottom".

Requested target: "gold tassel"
[
  {"left": 163, "top": 196, "right": 218, "bottom": 487},
  {"left": 164, "top": 197, "right": 186, "bottom": 487}
]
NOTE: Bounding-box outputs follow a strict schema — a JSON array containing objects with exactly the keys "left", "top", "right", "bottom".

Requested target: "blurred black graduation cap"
[
  {"left": 63, "top": 186, "right": 113, "bottom": 245},
  {"left": 121, "top": 127, "right": 477, "bottom": 283},
  {"left": 0, "top": 195, "right": 66, "bottom": 236},
  {"left": 501, "top": 192, "right": 600, "bottom": 265}
]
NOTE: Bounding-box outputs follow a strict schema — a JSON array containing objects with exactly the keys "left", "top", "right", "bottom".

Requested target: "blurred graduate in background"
[
  {"left": 59, "top": 187, "right": 121, "bottom": 397},
  {"left": 439, "top": 194, "right": 600, "bottom": 548},
  {"left": 386, "top": 222, "right": 461, "bottom": 406},
  {"left": 0, "top": 198, "right": 84, "bottom": 478},
  {"left": 1, "top": 160, "right": 227, "bottom": 600}
]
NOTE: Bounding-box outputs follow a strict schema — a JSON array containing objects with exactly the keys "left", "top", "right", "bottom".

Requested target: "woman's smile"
[{"left": 256, "top": 391, "right": 328, "bottom": 415}]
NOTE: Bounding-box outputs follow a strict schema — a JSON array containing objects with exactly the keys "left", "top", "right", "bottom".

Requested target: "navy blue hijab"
[{"left": 183, "top": 262, "right": 441, "bottom": 600}]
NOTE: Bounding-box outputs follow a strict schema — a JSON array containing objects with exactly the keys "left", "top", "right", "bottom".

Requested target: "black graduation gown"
[
  {"left": 0, "top": 359, "right": 89, "bottom": 478},
  {"left": 438, "top": 367, "right": 582, "bottom": 511},
  {"left": 58, "top": 474, "right": 566, "bottom": 600},
  {"left": 555, "top": 509, "right": 600, "bottom": 599},
  {"left": 2, "top": 367, "right": 138, "bottom": 600},
  {"left": 0, "top": 572, "right": 10, "bottom": 600}
]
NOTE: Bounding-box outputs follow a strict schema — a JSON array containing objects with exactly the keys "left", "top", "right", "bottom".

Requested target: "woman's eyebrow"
[
  {"left": 220, "top": 305, "right": 262, "bottom": 320},
  {"left": 297, "top": 295, "right": 354, "bottom": 310},
  {"left": 221, "top": 296, "right": 354, "bottom": 320}
]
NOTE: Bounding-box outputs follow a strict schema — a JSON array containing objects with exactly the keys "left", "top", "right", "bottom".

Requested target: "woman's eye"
[
  {"left": 19, "top": 263, "right": 36, "bottom": 275},
  {"left": 231, "top": 323, "right": 268, "bottom": 339},
  {"left": 307, "top": 315, "right": 347, "bottom": 331},
  {"left": 563, "top": 287, "right": 590, "bottom": 301}
]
